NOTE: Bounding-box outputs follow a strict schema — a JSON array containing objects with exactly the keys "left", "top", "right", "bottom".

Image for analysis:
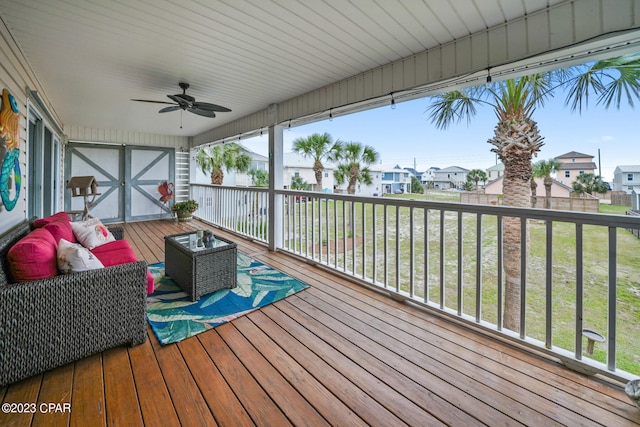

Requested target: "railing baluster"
[
  {"left": 475, "top": 214, "right": 482, "bottom": 323},
  {"left": 325, "top": 196, "right": 330, "bottom": 265},
  {"left": 410, "top": 206, "right": 415, "bottom": 297},
  {"left": 352, "top": 201, "right": 356, "bottom": 275},
  {"left": 362, "top": 201, "right": 366, "bottom": 279},
  {"left": 545, "top": 220, "right": 553, "bottom": 349},
  {"left": 520, "top": 216, "right": 527, "bottom": 339},
  {"left": 384, "top": 205, "right": 388, "bottom": 287},
  {"left": 439, "top": 209, "right": 445, "bottom": 310},
  {"left": 342, "top": 199, "right": 347, "bottom": 272},
  {"left": 372, "top": 202, "right": 377, "bottom": 284},
  {"left": 497, "top": 215, "right": 503, "bottom": 331},
  {"left": 424, "top": 208, "right": 429, "bottom": 303},
  {"left": 607, "top": 226, "right": 617, "bottom": 371},
  {"left": 575, "top": 223, "right": 584, "bottom": 359},
  {"left": 458, "top": 211, "right": 463, "bottom": 316},
  {"left": 395, "top": 205, "right": 400, "bottom": 292}
]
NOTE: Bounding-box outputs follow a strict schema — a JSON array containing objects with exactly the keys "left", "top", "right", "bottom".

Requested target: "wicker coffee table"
[{"left": 164, "top": 231, "right": 237, "bottom": 301}]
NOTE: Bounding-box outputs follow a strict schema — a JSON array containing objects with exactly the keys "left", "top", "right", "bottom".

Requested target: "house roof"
[
  {"left": 555, "top": 151, "right": 594, "bottom": 159},
  {"left": 614, "top": 165, "right": 640, "bottom": 173},
  {"left": 557, "top": 162, "right": 597, "bottom": 170},
  {"left": 437, "top": 166, "right": 470, "bottom": 173},
  {"left": 486, "top": 163, "right": 505, "bottom": 171}
]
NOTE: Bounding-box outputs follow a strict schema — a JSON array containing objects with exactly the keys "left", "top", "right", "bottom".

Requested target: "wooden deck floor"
[{"left": 1, "top": 219, "right": 638, "bottom": 426}]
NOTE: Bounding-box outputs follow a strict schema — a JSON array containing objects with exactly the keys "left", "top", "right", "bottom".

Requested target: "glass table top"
[{"left": 169, "top": 231, "right": 230, "bottom": 252}]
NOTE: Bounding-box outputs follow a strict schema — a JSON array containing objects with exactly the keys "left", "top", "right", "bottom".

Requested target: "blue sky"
[{"left": 240, "top": 88, "right": 637, "bottom": 182}]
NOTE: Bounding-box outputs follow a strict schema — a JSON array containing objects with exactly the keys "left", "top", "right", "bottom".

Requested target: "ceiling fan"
[{"left": 131, "top": 82, "right": 231, "bottom": 118}]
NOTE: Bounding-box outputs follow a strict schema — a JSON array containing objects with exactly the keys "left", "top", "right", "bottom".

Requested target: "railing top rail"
[
  {"left": 274, "top": 189, "right": 640, "bottom": 228},
  {"left": 191, "top": 183, "right": 269, "bottom": 194}
]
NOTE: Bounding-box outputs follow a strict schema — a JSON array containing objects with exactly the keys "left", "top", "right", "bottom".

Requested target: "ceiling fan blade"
[
  {"left": 167, "top": 94, "right": 190, "bottom": 106},
  {"left": 131, "top": 99, "right": 176, "bottom": 105},
  {"left": 193, "top": 101, "right": 231, "bottom": 112},
  {"left": 188, "top": 107, "right": 216, "bottom": 118},
  {"left": 159, "top": 105, "right": 182, "bottom": 113}
]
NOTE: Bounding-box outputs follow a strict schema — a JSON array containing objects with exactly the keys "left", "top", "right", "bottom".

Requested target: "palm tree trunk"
[
  {"left": 544, "top": 177, "right": 553, "bottom": 209},
  {"left": 211, "top": 169, "right": 224, "bottom": 185},
  {"left": 497, "top": 123, "right": 537, "bottom": 334}
]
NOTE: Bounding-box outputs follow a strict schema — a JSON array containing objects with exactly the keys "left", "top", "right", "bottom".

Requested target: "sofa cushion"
[
  {"left": 7, "top": 227, "right": 58, "bottom": 281},
  {"left": 91, "top": 240, "right": 155, "bottom": 294},
  {"left": 71, "top": 218, "right": 115, "bottom": 249},
  {"left": 33, "top": 212, "right": 71, "bottom": 228},
  {"left": 57, "top": 238, "right": 104, "bottom": 274},
  {"left": 43, "top": 219, "right": 76, "bottom": 244}
]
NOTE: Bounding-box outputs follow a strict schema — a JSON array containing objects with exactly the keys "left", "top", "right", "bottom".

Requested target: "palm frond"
[{"left": 426, "top": 90, "right": 479, "bottom": 130}]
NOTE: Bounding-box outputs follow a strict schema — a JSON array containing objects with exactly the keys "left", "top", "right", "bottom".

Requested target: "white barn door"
[{"left": 65, "top": 143, "right": 175, "bottom": 223}]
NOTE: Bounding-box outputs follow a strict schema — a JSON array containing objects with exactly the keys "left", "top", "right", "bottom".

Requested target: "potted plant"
[{"left": 171, "top": 199, "right": 198, "bottom": 222}]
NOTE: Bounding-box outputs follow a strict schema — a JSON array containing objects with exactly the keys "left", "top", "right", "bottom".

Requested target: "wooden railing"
[{"left": 191, "top": 184, "right": 640, "bottom": 382}]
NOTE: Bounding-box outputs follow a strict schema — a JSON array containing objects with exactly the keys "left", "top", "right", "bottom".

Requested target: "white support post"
[{"left": 268, "top": 125, "right": 284, "bottom": 251}]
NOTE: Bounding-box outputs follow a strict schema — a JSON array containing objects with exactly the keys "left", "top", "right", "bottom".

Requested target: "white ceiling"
[{"left": 0, "top": 0, "right": 566, "bottom": 137}]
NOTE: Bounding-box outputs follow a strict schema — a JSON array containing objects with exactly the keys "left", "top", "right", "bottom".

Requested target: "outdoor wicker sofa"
[{"left": 0, "top": 217, "right": 148, "bottom": 387}]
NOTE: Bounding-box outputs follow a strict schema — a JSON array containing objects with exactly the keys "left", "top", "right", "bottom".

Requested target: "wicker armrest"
[
  {"left": 0, "top": 260, "right": 148, "bottom": 387},
  {"left": 107, "top": 225, "right": 124, "bottom": 240}
]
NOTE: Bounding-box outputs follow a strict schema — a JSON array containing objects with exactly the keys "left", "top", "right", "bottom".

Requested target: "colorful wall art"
[{"left": 0, "top": 88, "right": 20, "bottom": 211}]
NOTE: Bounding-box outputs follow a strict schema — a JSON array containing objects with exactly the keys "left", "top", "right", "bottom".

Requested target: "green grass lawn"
[{"left": 282, "top": 199, "right": 640, "bottom": 375}]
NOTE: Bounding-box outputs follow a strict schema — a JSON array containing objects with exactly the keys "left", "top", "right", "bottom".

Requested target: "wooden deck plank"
[
  {"left": 147, "top": 326, "right": 218, "bottom": 426},
  {"left": 232, "top": 314, "right": 370, "bottom": 427},
  {"left": 103, "top": 346, "right": 144, "bottom": 426},
  {"left": 198, "top": 326, "right": 294, "bottom": 427},
  {"left": 129, "top": 332, "right": 181, "bottom": 427},
  {"left": 70, "top": 353, "right": 106, "bottom": 427},
  {"left": 178, "top": 335, "right": 255, "bottom": 427},
  {"left": 31, "top": 362, "right": 73, "bottom": 427},
  {"left": 0, "top": 374, "right": 42, "bottom": 427},
  {"left": 216, "top": 322, "right": 330, "bottom": 427},
  {"left": 247, "top": 308, "right": 405, "bottom": 427}
]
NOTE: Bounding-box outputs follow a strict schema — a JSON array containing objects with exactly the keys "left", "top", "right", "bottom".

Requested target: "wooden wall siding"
[
  {"left": 65, "top": 126, "right": 189, "bottom": 148},
  {"left": 193, "top": 0, "right": 640, "bottom": 147}
]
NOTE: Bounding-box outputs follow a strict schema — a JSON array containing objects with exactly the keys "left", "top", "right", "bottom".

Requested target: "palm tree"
[
  {"left": 332, "top": 141, "right": 380, "bottom": 195},
  {"left": 533, "top": 159, "right": 563, "bottom": 209},
  {"left": 290, "top": 175, "right": 311, "bottom": 191},
  {"left": 467, "top": 169, "right": 488, "bottom": 192},
  {"left": 292, "top": 132, "right": 341, "bottom": 191},
  {"left": 195, "top": 143, "right": 251, "bottom": 185},
  {"left": 248, "top": 168, "right": 269, "bottom": 187},
  {"left": 426, "top": 54, "right": 640, "bottom": 333},
  {"left": 572, "top": 173, "right": 609, "bottom": 196}
]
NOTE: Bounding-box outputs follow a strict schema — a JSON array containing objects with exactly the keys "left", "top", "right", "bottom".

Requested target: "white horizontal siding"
[
  {"left": 65, "top": 126, "right": 189, "bottom": 148},
  {"left": 194, "top": 0, "right": 640, "bottom": 147}
]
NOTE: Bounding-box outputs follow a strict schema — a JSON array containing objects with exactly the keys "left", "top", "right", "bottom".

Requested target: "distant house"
[
  {"left": 283, "top": 152, "right": 335, "bottom": 192},
  {"left": 555, "top": 151, "right": 597, "bottom": 187},
  {"left": 485, "top": 176, "right": 573, "bottom": 198},
  {"left": 421, "top": 167, "right": 440, "bottom": 185},
  {"left": 486, "top": 163, "right": 504, "bottom": 180},
  {"left": 381, "top": 165, "right": 412, "bottom": 194},
  {"left": 612, "top": 165, "right": 640, "bottom": 194},
  {"left": 432, "top": 166, "right": 469, "bottom": 189}
]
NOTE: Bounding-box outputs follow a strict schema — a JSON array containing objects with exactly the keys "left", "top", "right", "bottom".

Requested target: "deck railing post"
[{"left": 268, "top": 125, "right": 284, "bottom": 251}]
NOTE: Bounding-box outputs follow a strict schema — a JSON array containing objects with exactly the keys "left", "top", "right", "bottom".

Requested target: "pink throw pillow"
[
  {"left": 7, "top": 228, "right": 58, "bottom": 281},
  {"left": 91, "top": 240, "right": 154, "bottom": 294},
  {"left": 33, "top": 212, "right": 71, "bottom": 228},
  {"left": 43, "top": 220, "right": 76, "bottom": 244}
]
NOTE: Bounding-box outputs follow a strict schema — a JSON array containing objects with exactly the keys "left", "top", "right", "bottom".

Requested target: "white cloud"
[{"left": 600, "top": 135, "right": 615, "bottom": 141}]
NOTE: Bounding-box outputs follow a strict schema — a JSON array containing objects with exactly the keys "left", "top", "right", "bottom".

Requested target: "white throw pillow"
[
  {"left": 70, "top": 218, "right": 115, "bottom": 249},
  {"left": 57, "top": 238, "right": 104, "bottom": 274}
]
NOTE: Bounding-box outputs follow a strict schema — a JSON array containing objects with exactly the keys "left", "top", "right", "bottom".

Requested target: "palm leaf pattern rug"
[{"left": 146, "top": 252, "right": 309, "bottom": 345}]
